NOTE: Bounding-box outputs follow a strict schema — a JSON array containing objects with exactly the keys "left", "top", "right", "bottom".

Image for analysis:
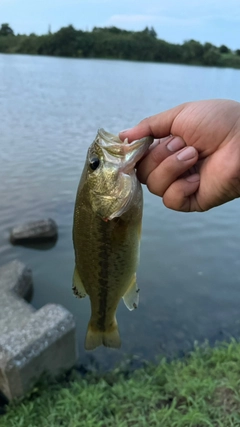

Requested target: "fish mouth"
[
  {"left": 96, "top": 129, "right": 127, "bottom": 159},
  {"left": 98, "top": 129, "right": 123, "bottom": 145},
  {"left": 97, "top": 128, "right": 153, "bottom": 169},
  {"left": 94, "top": 129, "right": 153, "bottom": 221}
]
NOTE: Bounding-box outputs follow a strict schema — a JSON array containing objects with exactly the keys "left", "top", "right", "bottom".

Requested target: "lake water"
[{"left": 1, "top": 54, "right": 240, "bottom": 369}]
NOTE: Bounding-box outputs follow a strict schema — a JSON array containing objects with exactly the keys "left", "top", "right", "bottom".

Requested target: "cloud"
[
  {"left": 108, "top": 14, "right": 157, "bottom": 24},
  {"left": 107, "top": 14, "right": 201, "bottom": 28}
]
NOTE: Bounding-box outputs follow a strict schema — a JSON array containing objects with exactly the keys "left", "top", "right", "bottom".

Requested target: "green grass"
[{"left": 2, "top": 341, "right": 240, "bottom": 427}]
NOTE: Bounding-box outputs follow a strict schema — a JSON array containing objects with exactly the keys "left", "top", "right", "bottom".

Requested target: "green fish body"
[{"left": 73, "top": 129, "right": 153, "bottom": 350}]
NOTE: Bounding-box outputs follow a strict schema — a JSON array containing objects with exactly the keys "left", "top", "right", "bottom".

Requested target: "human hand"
[{"left": 119, "top": 99, "right": 240, "bottom": 212}]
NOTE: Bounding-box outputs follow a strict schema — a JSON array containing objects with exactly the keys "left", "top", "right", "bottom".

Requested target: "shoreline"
[{"left": 2, "top": 339, "right": 240, "bottom": 426}]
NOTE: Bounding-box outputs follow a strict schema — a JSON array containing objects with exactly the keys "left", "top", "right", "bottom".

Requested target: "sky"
[{"left": 1, "top": 0, "right": 240, "bottom": 50}]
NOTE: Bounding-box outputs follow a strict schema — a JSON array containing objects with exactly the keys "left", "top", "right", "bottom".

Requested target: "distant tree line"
[{"left": 1, "top": 23, "right": 240, "bottom": 68}]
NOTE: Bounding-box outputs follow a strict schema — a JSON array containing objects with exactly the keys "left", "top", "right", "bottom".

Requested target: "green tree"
[
  {"left": 219, "top": 44, "right": 230, "bottom": 54},
  {"left": 17, "top": 34, "right": 41, "bottom": 54},
  {"left": 182, "top": 39, "right": 204, "bottom": 63},
  {"left": 203, "top": 42, "right": 215, "bottom": 52},
  {"left": 46, "top": 25, "right": 79, "bottom": 57},
  {"left": 149, "top": 26, "right": 157, "bottom": 38},
  {"left": 203, "top": 48, "right": 221, "bottom": 66},
  {"left": 154, "top": 39, "right": 182, "bottom": 62},
  {"left": 142, "top": 26, "right": 157, "bottom": 38},
  {"left": 0, "top": 23, "right": 239, "bottom": 69},
  {"left": 0, "top": 23, "right": 14, "bottom": 36}
]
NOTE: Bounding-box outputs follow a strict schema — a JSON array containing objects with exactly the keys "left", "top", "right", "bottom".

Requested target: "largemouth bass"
[{"left": 73, "top": 129, "right": 153, "bottom": 350}]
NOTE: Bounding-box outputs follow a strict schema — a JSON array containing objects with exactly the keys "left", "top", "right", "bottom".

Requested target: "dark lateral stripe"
[{"left": 96, "top": 220, "right": 110, "bottom": 330}]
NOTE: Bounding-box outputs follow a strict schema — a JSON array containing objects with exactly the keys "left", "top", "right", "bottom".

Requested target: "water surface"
[{"left": 1, "top": 54, "right": 240, "bottom": 367}]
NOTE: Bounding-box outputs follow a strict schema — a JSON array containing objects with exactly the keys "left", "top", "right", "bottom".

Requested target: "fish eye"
[{"left": 89, "top": 157, "right": 100, "bottom": 171}]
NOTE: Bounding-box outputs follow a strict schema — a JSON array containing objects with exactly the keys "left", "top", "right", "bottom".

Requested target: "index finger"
[{"left": 119, "top": 103, "right": 186, "bottom": 142}]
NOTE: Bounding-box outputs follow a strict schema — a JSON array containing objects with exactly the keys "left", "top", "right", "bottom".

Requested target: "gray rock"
[
  {"left": 0, "top": 261, "right": 77, "bottom": 400},
  {"left": 10, "top": 218, "right": 58, "bottom": 244}
]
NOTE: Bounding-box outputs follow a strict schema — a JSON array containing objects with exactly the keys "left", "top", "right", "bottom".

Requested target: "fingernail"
[
  {"left": 177, "top": 146, "right": 196, "bottom": 161},
  {"left": 186, "top": 173, "right": 200, "bottom": 183},
  {"left": 167, "top": 137, "right": 185, "bottom": 152},
  {"left": 119, "top": 128, "right": 130, "bottom": 134}
]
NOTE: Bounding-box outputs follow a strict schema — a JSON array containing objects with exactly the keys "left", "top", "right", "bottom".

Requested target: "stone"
[
  {"left": 0, "top": 261, "right": 77, "bottom": 400},
  {"left": 10, "top": 218, "right": 58, "bottom": 244}
]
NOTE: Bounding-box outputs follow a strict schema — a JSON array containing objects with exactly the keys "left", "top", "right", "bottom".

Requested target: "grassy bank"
[{"left": 1, "top": 341, "right": 240, "bottom": 427}]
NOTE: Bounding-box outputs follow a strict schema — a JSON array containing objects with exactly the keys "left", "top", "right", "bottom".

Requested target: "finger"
[
  {"left": 146, "top": 146, "right": 198, "bottom": 197},
  {"left": 136, "top": 136, "right": 172, "bottom": 164},
  {"left": 163, "top": 174, "right": 200, "bottom": 212},
  {"left": 119, "top": 103, "right": 186, "bottom": 142},
  {"left": 137, "top": 136, "right": 186, "bottom": 184}
]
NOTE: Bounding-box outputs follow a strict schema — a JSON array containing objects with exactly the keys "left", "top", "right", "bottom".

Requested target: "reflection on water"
[
  {"left": 1, "top": 54, "right": 240, "bottom": 368},
  {"left": 11, "top": 240, "right": 58, "bottom": 251}
]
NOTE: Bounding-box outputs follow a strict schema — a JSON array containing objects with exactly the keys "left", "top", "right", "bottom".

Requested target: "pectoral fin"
[
  {"left": 123, "top": 274, "right": 139, "bottom": 311},
  {"left": 72, "top": 266, "right": 87, "bottom": 298}
]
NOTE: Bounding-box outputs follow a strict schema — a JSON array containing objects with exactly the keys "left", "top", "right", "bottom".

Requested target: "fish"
[{"left": 72, "top": 129, "right": 153, "bottom": 350}]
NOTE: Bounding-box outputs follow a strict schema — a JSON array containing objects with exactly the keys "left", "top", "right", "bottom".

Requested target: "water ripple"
[{"left": 1, "top": 54, "right": 240, "bottom": 366}]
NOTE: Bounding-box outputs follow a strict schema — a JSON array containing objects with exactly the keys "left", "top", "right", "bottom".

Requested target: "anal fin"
[
  {"left": 123, "top": 274, "right": 139, "bottom": 311},
  {"left": 72, "top": 266, "right": 87, "bottom": 298}
]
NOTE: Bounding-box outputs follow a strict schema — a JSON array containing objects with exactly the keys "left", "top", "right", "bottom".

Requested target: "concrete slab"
[{"left": 0, "top": 260, "right": 77, "bottom": 400}]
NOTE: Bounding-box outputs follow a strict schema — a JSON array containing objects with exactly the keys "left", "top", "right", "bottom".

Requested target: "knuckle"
[
  {"left": 139, "top": 116, "right": 150, "bottom": 126},
  {"left": 138, "top": 117, "right": 153, "bottom": 135},
  {"left": 221, "top": 156, "right": 240, "bottom": 197},
  {"left": 146, "top": 177, "right": 163, "bottom": 197},
  {"left": 163, "top": 189, "right": 185, "bottom": 211},
  {"left": 150, "top": 145, "right": 162, "bottom": 164}
]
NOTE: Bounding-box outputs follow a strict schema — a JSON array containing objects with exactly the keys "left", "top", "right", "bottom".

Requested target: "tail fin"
[{"left": 85, "top": 323, "right": 121, "bottom": 350}]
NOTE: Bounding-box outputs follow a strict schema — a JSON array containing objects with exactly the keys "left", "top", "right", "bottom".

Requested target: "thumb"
[{"left": 119, "top": 104, "right": 186, "bottom": 142}]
